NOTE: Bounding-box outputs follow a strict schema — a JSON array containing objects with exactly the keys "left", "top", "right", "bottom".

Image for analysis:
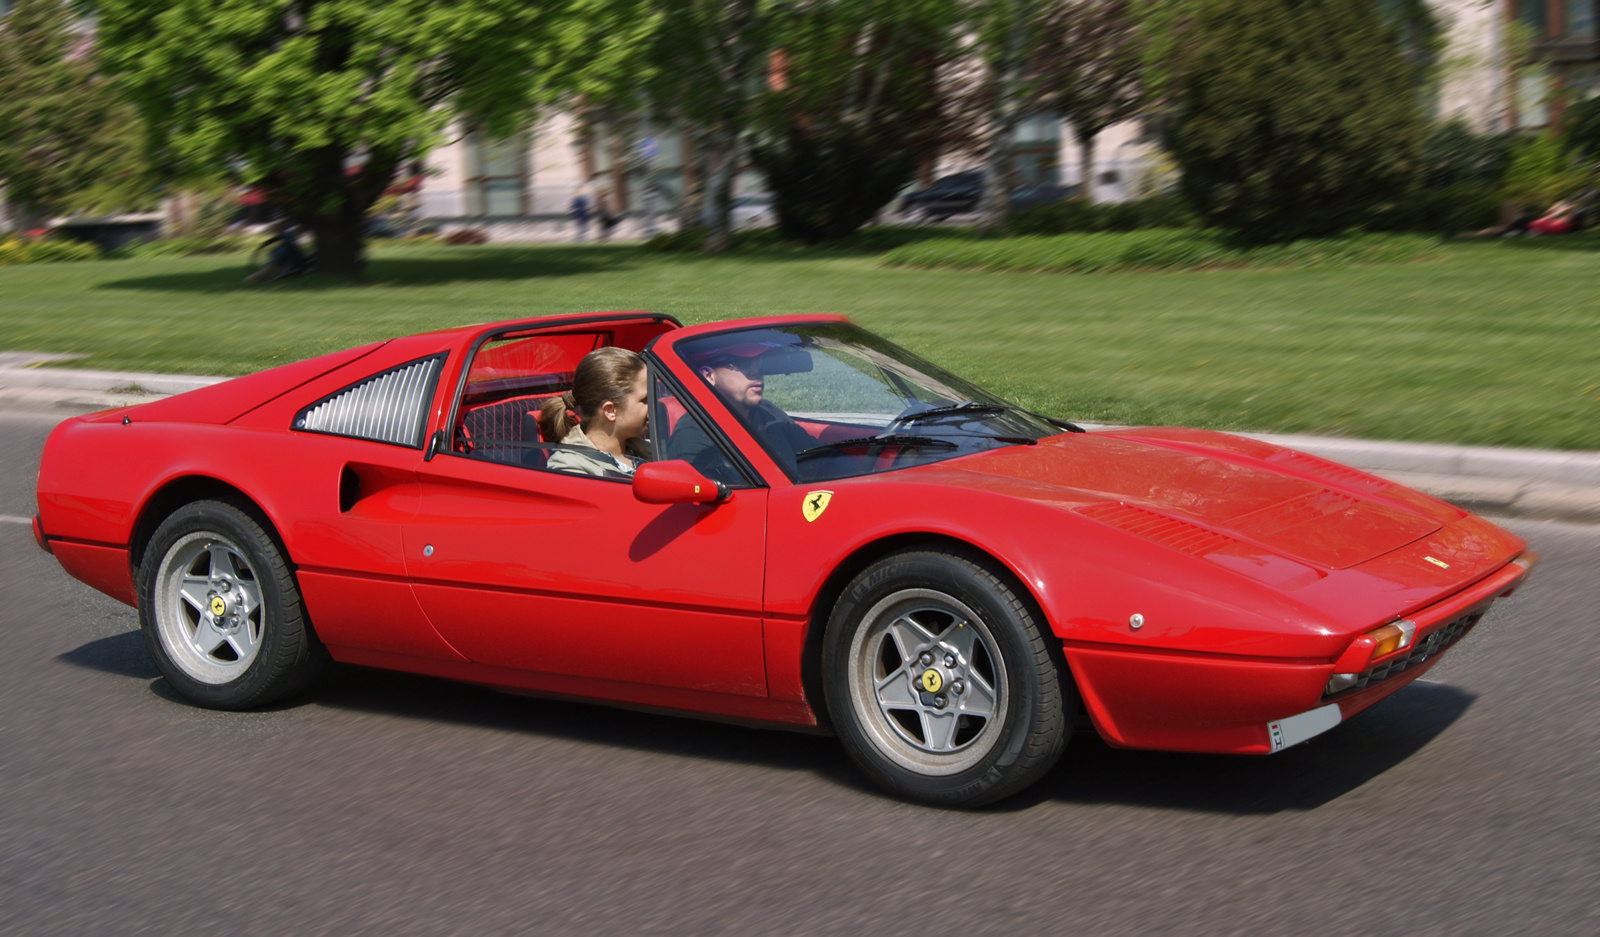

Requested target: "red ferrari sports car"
[{"left": 34, "top": 312, "right": 1534, "bottom": 805}]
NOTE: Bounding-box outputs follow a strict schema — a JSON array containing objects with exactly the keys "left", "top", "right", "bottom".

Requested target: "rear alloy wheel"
[
  {"left": 824, "top": 549, "right": 1072, "bottom": 806},
  {"left": 138, "top": 500, "right": 324, "bottom": 709}
]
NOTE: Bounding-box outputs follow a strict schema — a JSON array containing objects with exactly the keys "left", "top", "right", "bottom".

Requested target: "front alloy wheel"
[
  {"left": 846, "top": 589, "right": 1008, "bottom": 776},
  {"left": 824, "top": 549, "right": 1072, "bottom": 806}
]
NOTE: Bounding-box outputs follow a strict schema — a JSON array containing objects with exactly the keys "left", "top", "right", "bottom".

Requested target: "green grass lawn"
[{"left": 2, "top": 235, "right": 1597, "bottom": 450}]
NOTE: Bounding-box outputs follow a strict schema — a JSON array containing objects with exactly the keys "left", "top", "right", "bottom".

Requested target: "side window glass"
[{"left": 651, "top": 375, "right": 748, "bottom": 487}]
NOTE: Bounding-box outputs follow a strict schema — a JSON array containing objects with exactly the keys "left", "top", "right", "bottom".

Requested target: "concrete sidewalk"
[{"left": 4, "top": 363, "right": 1598, "bottom": 524}]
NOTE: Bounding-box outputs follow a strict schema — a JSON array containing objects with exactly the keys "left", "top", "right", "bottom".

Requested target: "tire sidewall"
[
  {"left": 823, "top": 549, "right": 1064, "bottom": 806},
  {"left": 137, "top": 500, "right": 302, "bottom": 709}
]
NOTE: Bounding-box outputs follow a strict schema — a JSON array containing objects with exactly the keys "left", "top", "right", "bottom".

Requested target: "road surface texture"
[{"left": 2, "top": 411, "right": 1595, "bottom": 936}]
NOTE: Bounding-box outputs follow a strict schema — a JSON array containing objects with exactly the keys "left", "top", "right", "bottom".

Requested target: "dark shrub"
[
  {"left": 1419, "top": 121, "right": 1516, "bottom": 189},
  {"left": 1006, "top": 194, "right": 1198, "bottom": 236},
  {"left": 1167, "top": 0, "right": 1428, "bottom": 242},
  {"left": 1368, "top": 183, "right": 1502, "bottom": 234},
  {"left": 752, "top": 126, "right": 917, "bottom": 244},
  {"left": 1562, "top": 96, "right": 1600, "bottom": 160}
]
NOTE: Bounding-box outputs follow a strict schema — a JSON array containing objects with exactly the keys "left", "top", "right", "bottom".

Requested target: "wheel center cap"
[
  {"left": 919, "top": 668, "right": 943, "bottom": 693},
  {"left": 209, "top": 595, "right": 227, "bottom": 617}
]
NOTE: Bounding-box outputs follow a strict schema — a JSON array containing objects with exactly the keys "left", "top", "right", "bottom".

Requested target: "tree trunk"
[
  {"left": 702, "top": 123, "right": 735, "bottom": 254},
  {"left": 678, "top": 128, "right": 706, "bottom": 233},
  {"left": 309, "top": 216, "right": 366, "bottom": 279},
  {"left": 979, "top": 0, "right": 1029, "bottom": 232},
  {"left": 297, "top": 149, "right": 400, "bottom": 279},
  {"left": 1078, "top": 129, "right": 1096, "bottom": 205}
]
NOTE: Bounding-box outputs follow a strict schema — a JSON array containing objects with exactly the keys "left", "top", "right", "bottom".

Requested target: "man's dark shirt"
[{"left": 670, "top": 399, "right": 814, "bottom": 482}]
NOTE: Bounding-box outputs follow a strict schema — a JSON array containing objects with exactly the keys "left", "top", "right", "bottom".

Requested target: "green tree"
[
  {"left": 1165, "top": 0, "right": 1428, "bottom": 241},
  {"left": 608, "top": 0, "right": 773, "bottom": 253},
  {"left": 974, "top": 0, "right": 1046, "bottom": 231},
  {"left": 1030, "top": 0, "right": 1145, "bottom": 205},
  {"left": 750, "top": 0, "right": 956, "bottom": 242},
  {"left": 97, "top": 0, "right": 631, "bottom": 277},
  {"left": 0, "top": 0, "right": 154, "bottom": 229}
]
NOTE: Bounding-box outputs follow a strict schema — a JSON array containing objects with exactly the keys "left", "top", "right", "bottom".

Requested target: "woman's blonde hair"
[{"left": 538, "top": 346, "right": 646, "bottom": 441}]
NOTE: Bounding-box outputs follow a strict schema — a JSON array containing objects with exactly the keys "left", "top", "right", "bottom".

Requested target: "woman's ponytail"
[{"left": 537, "top": 390, "right": 579, "bottom": 442}]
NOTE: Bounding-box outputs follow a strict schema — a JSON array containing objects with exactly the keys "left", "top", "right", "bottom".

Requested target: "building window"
[
  {"left": 1009, "top": 115, "right": 1061, "bottom": 187},
  {"left": 465, "top": 131, "right": 527, "bottom": 217},
  {"left": 1517, "top": 0, "right": 1598, "bottom": 39},
  {"left": 1516, "top": 69, "right": 1554, "bottom": 128},
  {"left": 1519, "top": 0, "right": 1549, "bottom": 34},
  {"left": 583, "top": 120, "right": 691, "bottom": 213},
  {"left": 1568, "top": 0, "right": 1596, "bottom": 38}
]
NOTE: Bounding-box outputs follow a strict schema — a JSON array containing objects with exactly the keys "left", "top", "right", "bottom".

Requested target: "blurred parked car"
[
  {"left": 899, "top": 173, "right": 1082, "bottom": 220},
  {"left": 899, "top": 171, "right": 983, "bottom": 220},
  {"left": 731, "top": 193, "right": 774, "bottom": 230}
]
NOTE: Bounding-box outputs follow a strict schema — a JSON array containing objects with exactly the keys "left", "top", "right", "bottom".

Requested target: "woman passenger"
[{"left": 537, "top": 347, "right": 652, "bottom": 476}]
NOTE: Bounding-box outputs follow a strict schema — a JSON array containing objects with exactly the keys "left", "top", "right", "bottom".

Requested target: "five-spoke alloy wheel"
[
  {"left": 824, "top": 549, "right": 1073, "bottom": 806},
  {"left": 138, "top": 500, "right": 324, "bottom": 709}
]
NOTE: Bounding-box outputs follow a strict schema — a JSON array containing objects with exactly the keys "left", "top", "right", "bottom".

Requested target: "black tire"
[
  {"left": 822, "top": 548, "right": 1073, "bottom": 806},
  {"left": 136, "top": 499, "right": 325, "bottom": 709}
]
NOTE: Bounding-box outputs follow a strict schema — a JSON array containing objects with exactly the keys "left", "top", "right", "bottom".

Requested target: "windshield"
[{"left": 673, "top": 323, "right": 1063, "bottom": 482}]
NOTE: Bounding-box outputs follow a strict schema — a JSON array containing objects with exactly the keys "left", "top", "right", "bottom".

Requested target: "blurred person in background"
[
  {"left": 569, "top": 187, "right": 591, "bottom": 242},
  {"left": 245, "top": 220, "right": 308, "bottom": 281},
  {"left": 596, "top": 187, "right": 620, "bottom": 241}
]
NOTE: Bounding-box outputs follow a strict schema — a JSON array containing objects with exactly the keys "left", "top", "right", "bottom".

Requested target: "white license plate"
[{"left": 1267, "top": 703, "right": 1342, "bottom": 752}]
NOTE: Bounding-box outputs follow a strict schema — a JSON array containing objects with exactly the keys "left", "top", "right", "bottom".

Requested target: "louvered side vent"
[
  {"left": 294, "top": 355, "right": 444, "bottom": 449},
  {"left": 1266, "top": 450, "right": 1390, "bottom": 493},
  {"left": 1077, "top": 502, "right": 1238, "bottom": 556}
]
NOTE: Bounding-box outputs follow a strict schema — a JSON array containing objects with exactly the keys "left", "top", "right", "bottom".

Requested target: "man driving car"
[{"left": 671, "top": 342, "right": 815, "bottom": 478}]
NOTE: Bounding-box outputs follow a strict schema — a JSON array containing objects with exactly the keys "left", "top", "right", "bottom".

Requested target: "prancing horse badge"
[{"left": 802, "top": 490, "right": 834, "bottom": 523}]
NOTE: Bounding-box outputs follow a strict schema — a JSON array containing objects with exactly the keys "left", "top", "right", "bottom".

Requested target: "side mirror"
[{"left": 633, "top": 460, "right": 730, "bottom": 504}]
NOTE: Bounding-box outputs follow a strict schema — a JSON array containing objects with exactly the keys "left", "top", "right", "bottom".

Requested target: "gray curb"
[{"left": 4, "top": 366, "right": 1598, "bottom": 524}]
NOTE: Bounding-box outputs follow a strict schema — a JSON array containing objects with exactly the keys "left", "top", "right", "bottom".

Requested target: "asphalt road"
[{"left": 2, "top": 410, "right": 1596, "bottom": 936}]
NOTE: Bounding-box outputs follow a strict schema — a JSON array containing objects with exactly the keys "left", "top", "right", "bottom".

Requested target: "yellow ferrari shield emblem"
[
  {"left": 920, "top": 669, "right": 943, "bottom": 693},
  {"left": 801, "top": 490, "right": 834, "bottom": 523},
  {"left": 209, "top": 596, "right": 227, "bottom": 616}
]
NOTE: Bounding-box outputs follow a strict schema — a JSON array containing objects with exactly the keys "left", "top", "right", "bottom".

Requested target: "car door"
[{"left": 404, "top": 351, "right": 770, "bottom": 700}]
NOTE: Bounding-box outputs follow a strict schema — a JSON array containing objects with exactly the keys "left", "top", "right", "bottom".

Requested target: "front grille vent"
[
  {"left": 1324, "top": 610, "right": 1484, "bottom": 700},
  {"left": 294, "top": 355, "right": 443, "bottom": 449}
]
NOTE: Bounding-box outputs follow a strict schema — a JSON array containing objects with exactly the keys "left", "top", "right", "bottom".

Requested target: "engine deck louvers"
[
  {"left": 1076, "top": 502, "right": 1239, "bottom": 557},
  {"left": 294, "top": 355, "right": 444, "bottom": 449},
  {"left": 1265, "top": 449, "right": 1390, "bottom": 493}
]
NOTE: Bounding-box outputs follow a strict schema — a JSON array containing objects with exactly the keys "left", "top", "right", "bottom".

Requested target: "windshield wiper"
[
  {"left": 892, "top": 401, "right": 1008, "bottom": 423},
  {"left": 794, "top": 431, "right": 1044, "bottom": 462},
  {"left": 895, "top": 400, "right": 1086, "bottom": 433},
  {"left": 795, "top": 434, "right": 959, "bottom": 461}
]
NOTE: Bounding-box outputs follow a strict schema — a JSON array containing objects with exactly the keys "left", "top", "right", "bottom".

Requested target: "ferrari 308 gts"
[{"left": 33, "top": 312, "right": 1534, "bottom": 805}]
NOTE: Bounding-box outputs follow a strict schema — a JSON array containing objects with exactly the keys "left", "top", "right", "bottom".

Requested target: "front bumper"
[{"left": 1063, "top": 557, "right": 1532, "bottom": 755}]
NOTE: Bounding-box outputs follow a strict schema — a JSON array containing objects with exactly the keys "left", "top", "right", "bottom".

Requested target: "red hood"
[{"left": 909, "top": 429, "right": 1444, "bottom": 571}]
